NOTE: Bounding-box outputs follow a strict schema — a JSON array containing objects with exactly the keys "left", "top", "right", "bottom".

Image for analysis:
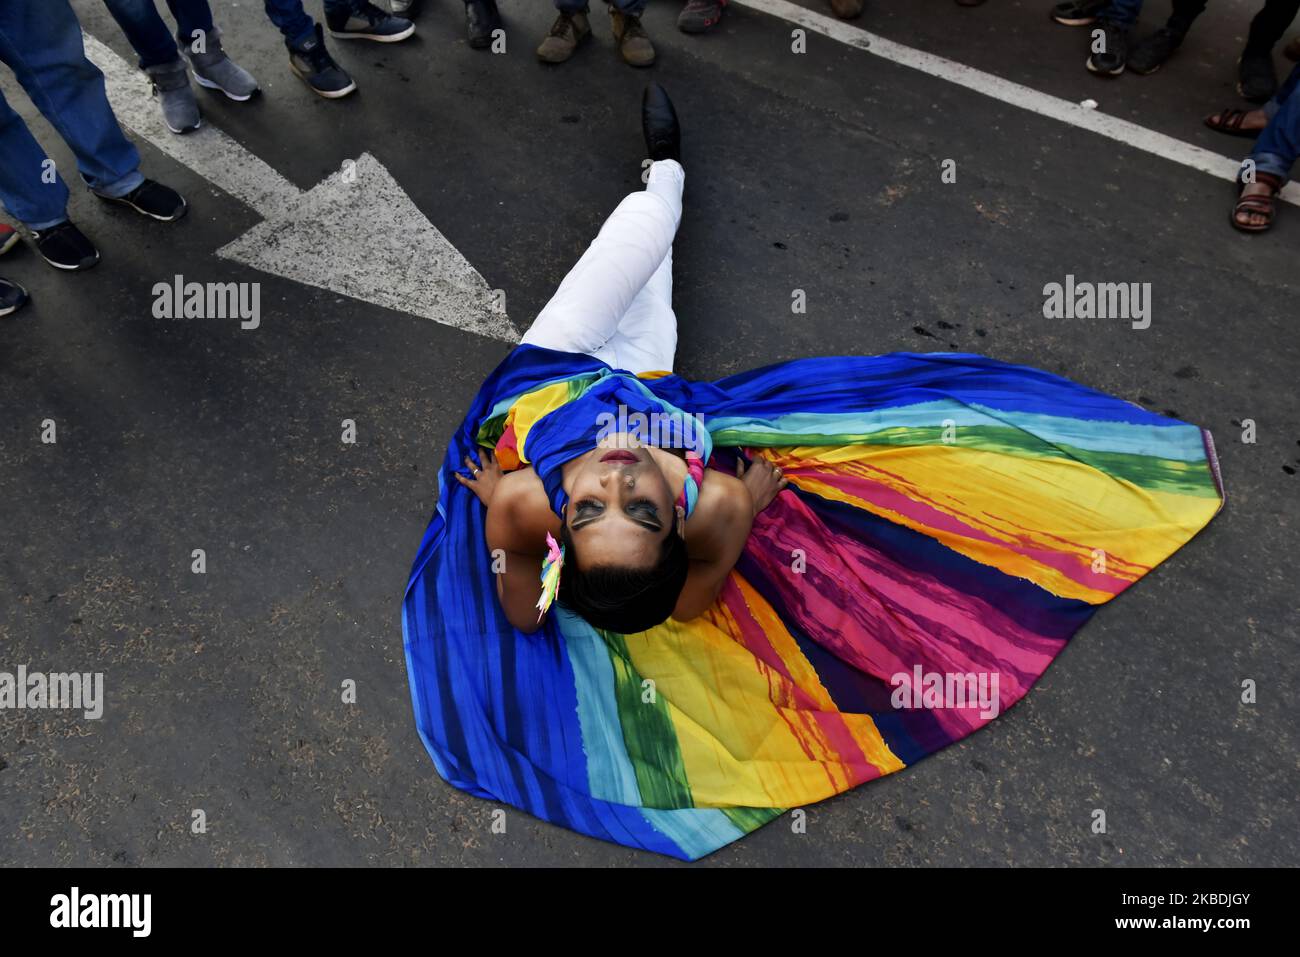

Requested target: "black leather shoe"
[
  {"left": 466, "top": 0, "right": 502, "bottom": 49},
  {"left": 641, "top": 82, "right": 681, "bottom": 165}
]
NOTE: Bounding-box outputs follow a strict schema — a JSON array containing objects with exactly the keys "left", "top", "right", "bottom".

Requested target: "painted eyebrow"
[{"left": 571, "top": 503, "right": 663, "bottom": 533}]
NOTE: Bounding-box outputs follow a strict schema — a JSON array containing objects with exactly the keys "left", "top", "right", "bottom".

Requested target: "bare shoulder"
[
  {"left": 684, "top": 470, "right": 751, "bottom": 553},
  {"left": 485, "top": 467, "right": 558, "bottom": 555}
]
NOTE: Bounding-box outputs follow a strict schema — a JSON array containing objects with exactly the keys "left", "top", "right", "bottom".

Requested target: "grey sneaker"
[
  {"left": 145, "top": 59, "right": 200, "bottom": 133},
  {"left": 183, "top": 27, "right": 259, "bottom": 101}
]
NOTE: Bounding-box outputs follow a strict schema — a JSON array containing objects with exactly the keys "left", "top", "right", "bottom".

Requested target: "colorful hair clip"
[{"left": 536, "top": 531, "right": 565, "bottom": 622}]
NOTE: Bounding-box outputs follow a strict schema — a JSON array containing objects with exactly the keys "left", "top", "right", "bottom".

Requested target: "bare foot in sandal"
[
  {"left": 1205, "top": 107, "right": 1268, "bottom": 138},
  {"left": 1232, "top": 173, "right": 1284, "bottom": 232}
]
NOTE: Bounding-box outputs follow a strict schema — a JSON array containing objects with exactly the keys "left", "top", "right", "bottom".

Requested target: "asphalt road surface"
[{"left": 1, "top": 0, "right": 1296, "bottom": 867}]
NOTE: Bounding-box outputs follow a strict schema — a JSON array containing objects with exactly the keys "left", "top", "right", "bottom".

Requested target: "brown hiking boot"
[
  {"left": 537, "top": 10, "right": 592, "bottom": 63},
  {"left": 829, "top": 0, "right": 863, "bottom": 18},
  {"left": 610, "top": 9, "right": 655, "bottom": 67}
]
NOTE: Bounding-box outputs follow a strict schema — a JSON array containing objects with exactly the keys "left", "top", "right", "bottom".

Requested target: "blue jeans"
[
  {"left": 104, "top": 0, "right": 361, "bottom": 58},
  {"left": 0, "top": 0, "right": 143, "bottom": 230},
  {"left": 264, "top": 0, "right": 365, "bottom": 47},
  {"left": 1252, "top": 62, "right": 1300, "bottom": 180},
  {"left": 102, "top": 0, "right": 215, "bottom": 69},
  {"left": 1100, "top": 0, "right": 1206, "bottom": 31},
  {"left": 556, "top": 0, "right": 648, "bottom": 15}
]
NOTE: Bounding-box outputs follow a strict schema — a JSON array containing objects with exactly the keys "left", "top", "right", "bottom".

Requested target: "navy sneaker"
[
  {"left": 327, "top": 3, "right": 416, "bottom": 42},
  {"left": 288, "top": 24, "right": 358, "bottom": 98},
  {"left": 0, "top": 277, "right": 28, "bottom": 317},
  {"left": 31, "top": 221, "right": 100, "bottom": 271},
  {"left": 98, "top": 179, "right": 188, "bottom": 222},
  {"left": 1087, "top": 19, "right": 1128, "bottom": 76}
]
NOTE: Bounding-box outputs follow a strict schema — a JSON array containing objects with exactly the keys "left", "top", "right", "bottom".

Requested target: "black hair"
[{"left": 557, "top": 522, "right": 689, "bottom": 634}]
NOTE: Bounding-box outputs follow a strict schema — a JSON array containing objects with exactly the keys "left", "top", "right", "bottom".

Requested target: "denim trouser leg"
[
  {"left": 1100, "top": 0, "right": 1144, "bottom": 28},
  {"left": 1263, "top": 61, "right": 1300, "bottom": 120},
  {"left": 0, "top": 0, "right": 143, "bottom": 227},
  {"left": 262, "top": 0, "right": 319, "bottom": 46},
  {"left": 103, "top": 0, "right": 178, "bottom": 68},
  {"left": 0, "top": 87, "right": 71, "bottom": 229},
  {"left": 165, "top": 0, "right": 218, "bottom": 58},
  {"left": 1253, "top": 63, "right": 1300, "bottom": 180},
  {"left": 556, "top": 0, "right": 649, "bottom": 15}
]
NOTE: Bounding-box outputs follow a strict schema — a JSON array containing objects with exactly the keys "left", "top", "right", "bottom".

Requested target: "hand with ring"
[{"left": 455, "top": 447, "right": 504, "bottom": 507}]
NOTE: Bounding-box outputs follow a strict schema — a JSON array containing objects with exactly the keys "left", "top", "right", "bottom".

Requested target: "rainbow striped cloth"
[{"left": 402, "top": 346, "right": 1223, "bottom": 860}]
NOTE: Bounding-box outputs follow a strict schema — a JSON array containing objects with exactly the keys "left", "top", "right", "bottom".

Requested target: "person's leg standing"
[
  {"left": 0, "top": 87, "right": 72, "bottom": 231},
  {"left": 262, "top": 0, "right": 357, "bottom": 96},
  {"left": 171, "top": 0, "right": 260, "bottom": 102},
  {"left": 0, "top": 0, "right": 143, "bottom": 203},
  {"left": 103, "top": 0, "right": 204, "bottom": 133},
  {"left": 101, "top": 0, "right": 184, "bottom": 69},
  {"left": 1088, "top": 0, "right": 1144, "bottom": 74},
  {"left": 537, "top": 1, "right": 593, "bottom": 64},
  {"left": 1240, "top": 0, "right": 1300, "bottom": 100},
  {"left": 1252, "top": 62, "right": 1300, "bottom": 177},
  {"left": 610, "top": 0, "right": 654, "bottom": 68},
  {"left": 262, "top": 0, "right": 318, "bottom": 46}
]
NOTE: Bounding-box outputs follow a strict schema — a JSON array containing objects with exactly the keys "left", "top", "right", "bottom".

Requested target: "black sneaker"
[
  {"left": 98, "top": 179, "right": 188, "bottom": 221},
  {"left": 1128, "top": 26, "right": 1184, "bottom": 75},
  {"left": 0, "top": 277, "right": 29, "bottom": 317},
  {"left": 1087, "top": 19, "right": 1128, "bottom": 76},
  {"left": 288, "top": 24, "right": 358, "bottom": 97},
  {"left": 1051, "top": 0, "right": 1106, "bottom": 26},
  {"left": 326, "top": 2, "right": 415, "bottom": 42},
  {"left": 465, "top": 0, "right": 502, "bottom": 49},
  {"left": 642, "top": 82, "right": 681, "bottom": 165},
  {"left": 1238, "top": 51, "right": 1278, "bottom": 103},
  {"left": 31, "top": 221, "right": 100, "bottom": 271}
]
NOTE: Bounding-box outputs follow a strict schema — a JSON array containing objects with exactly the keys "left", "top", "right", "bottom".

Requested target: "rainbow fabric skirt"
[{"left": 402, "top": 346, "right": 1224, "bottom": 860}]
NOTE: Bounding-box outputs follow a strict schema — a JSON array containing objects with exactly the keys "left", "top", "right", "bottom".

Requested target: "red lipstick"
[{"left": 600, "top": 450, "right": 640, "bottom": 464}]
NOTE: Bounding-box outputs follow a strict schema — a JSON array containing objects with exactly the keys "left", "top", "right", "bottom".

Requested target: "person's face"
[{"left": 564, "top": 434, "right": 680, "bottom": 571}]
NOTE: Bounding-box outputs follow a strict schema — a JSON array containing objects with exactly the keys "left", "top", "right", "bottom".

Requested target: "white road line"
[
  {"left": 734, "top": 0, "right": 1300, "bottom": 207},
  {"left": 81, "top": 32, "right": 517, "bottom": 341}
]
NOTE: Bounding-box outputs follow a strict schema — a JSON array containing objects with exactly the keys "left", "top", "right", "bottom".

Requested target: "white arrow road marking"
[
  {"left": 81, "top": 32, "right": 519, "bottom": 342},
  {"left": 734, "top": 0, "right": 1300, "bottom": 207}
]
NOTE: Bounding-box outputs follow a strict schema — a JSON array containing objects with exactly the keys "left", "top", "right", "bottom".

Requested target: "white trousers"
[{"left": 520, "top": 159, "right": 684, "bottom": 374}]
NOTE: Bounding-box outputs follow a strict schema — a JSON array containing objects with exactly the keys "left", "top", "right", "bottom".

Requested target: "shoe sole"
[
  {"left": 38, "top": 249, "right": 100, "bottom": 271},
  {"left": 102, "top": 194, "right": 189, "bottom": 222},
  {"left": 194, "top": 74, "right": 259, "bottom": 102},
  {"left": 0, "top": 231, "right": 19, "bottom": 256},
  {"left": 1086, "top": 59, "right": 1125, "bottom": 76},
  {"left": 329, "top": 24, "right": 416, "bottom": 42},
  {"left": 1053, "top": 16, "right": 1098, "bottom": 26},
  {"left": 289, "top": 62, "right": 358, "bottom": 98},
  {"left": 165, "top": 117, "right": 203, "bottom": 134}
]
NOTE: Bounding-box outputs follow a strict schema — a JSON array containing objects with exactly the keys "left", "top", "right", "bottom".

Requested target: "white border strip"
[{"left": 733, "top": 0, "right": 1300, "bottom": 206}]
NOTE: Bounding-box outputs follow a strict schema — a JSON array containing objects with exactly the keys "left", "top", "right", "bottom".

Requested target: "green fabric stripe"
[
  {"left": 712, "top": 425, "right": 1220, "bottom": 497},
  {"left": 721, "top": 806, "right": 787, "bottom": 834},
  {"left": 602, "top": 630, "right": 694, "bottom": 809}
]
